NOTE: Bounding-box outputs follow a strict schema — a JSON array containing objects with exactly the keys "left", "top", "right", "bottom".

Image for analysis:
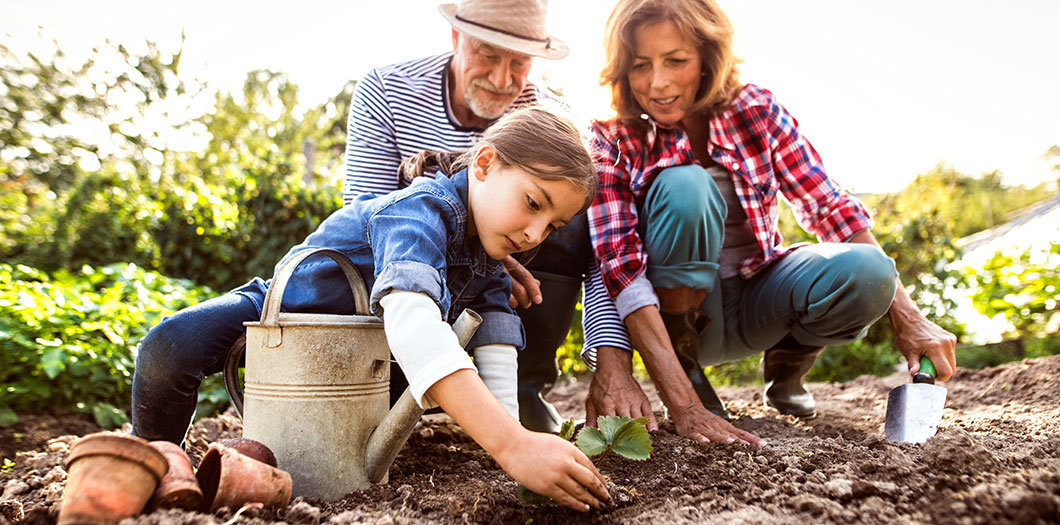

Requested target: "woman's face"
[{"left": 627, "top": 20, "right": 702, "bottom": 127}]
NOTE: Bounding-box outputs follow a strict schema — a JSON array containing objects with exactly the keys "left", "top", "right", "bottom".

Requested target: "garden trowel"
[{"left": 884, "top": 357, "right": 947, "bottom": 443}]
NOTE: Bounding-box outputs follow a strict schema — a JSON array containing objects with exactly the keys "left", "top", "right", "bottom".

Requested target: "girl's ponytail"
[{"left": 397, "top": 150, "right": 467, "bottom": 187}]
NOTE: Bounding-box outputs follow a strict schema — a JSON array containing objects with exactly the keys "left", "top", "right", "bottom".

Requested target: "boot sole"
[{"left": 764, "top": 399, "right": 817, "bottom": 419}]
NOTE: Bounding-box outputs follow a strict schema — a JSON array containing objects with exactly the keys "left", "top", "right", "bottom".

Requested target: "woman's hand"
[
  {"left": 494, "top": 430, "right": 610, "bottom": 512},
  {"left": 891, "top": 305, "right": 958, "bottom": 381},
  {"left": 670, "top": 402, "right": 764, "bottom": 446},
  {"left": 501, "top": 255, "right": 541, "bottom": 309},
  {"left": 847, "top": 229, "right": 958, "bottom": 381}
]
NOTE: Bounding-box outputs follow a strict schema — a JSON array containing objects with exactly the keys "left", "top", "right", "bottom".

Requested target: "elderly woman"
[{"left": 583, "top": 0, "right": 957, "bottom": 445}]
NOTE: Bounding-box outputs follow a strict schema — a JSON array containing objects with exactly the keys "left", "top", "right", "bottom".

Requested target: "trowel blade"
[{"left": 884, "top": 382, "right": 947, "bottom": 443}]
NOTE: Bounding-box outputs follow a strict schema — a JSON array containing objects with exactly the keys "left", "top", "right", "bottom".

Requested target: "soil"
[{"left": 3, "top": 356, "right": 1060, "bottom": 524}]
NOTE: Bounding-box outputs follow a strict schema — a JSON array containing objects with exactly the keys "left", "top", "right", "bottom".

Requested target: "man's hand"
[
  {"left": 585, "top": 346, "right": 658, "bottom": 431},
  {"left": 502, "top": 255, "right": 542, "bottom": 309}
]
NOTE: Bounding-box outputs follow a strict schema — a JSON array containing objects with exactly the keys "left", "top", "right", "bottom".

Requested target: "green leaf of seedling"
[
  {"left": 597, "top": 415, "right": 626, "bottom": 443},
  {"left": 611, "top": 419, "right": 652, "bottom": 461},
  {"left": 517, "top": 485, "right": 559, "bottom": 506},
  {"left": 558, "top": 418, "right": 577, "bottom": 441},
  {"left": 575, "top": 426, "right": 608, "bottom": 457}
]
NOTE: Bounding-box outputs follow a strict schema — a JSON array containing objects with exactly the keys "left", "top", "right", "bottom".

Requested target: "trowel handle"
[{"left": 913, "top": 357, "right": 936, "bottom": 384}]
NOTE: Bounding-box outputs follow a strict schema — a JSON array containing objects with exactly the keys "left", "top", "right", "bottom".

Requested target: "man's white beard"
[{"left": 466, "top": 79, "right": 519, "bottom": 120}]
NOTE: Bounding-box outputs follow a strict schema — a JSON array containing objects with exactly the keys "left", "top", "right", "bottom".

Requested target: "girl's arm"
[
  {"left": 473, "top": 344, "right": 519, "bottom": 419},
  {"left": 380, "top": 290, "right": 609, "bottom": 511},
  {"left": 427, "top": 368, "right": 609, "bottom": 512}
]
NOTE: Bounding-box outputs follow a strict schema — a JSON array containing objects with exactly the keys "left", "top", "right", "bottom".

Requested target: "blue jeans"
[
  {"left": 131, "top": 289, "right": 261, "bottom": 444},
  {"left": 642, "top": 166, "right": 898, "bottom": 366}
]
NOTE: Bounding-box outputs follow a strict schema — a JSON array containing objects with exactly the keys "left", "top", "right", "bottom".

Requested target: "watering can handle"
[
  {"left": 224, "top": 248, "right": 370, "bottom": 417},
  {"left": 260, "top": 248, "right": 372, "bottom": 328}
]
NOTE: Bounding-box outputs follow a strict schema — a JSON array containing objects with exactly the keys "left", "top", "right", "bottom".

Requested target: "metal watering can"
[{"left": 223, "top": 248, "right": 481, "bottom": 500}]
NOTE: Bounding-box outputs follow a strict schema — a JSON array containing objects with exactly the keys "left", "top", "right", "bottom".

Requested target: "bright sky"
[{"left": 4, "top": 0, "right": 1059, "bottom": 193}]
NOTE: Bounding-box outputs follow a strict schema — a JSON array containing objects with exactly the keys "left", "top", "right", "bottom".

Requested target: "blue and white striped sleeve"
[
  {"left": 580, "top": 265, "right": 634, "bottom": 370},
  {"left": 342, "top": 68, "right": 402, "bottom": 204}
]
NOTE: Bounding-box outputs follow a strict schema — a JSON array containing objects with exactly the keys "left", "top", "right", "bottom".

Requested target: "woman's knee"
[
  {"left": 647, "top": 165, "right": 727, "bottom": 224},
  {"left": 836, "top": 244, "right": 898, "bottom": 317}
]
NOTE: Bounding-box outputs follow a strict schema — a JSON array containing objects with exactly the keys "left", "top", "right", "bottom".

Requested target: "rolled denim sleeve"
[
  {"left": 466, "top": 272, "right": 524, "bottom": 350},
  {"left": 371, "top": 260, "right": 447, "bottom": 319}
]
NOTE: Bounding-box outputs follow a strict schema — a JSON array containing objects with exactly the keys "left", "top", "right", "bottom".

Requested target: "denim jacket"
[{"left": 233, "top": 169, "right": 524, "bottom": 350}]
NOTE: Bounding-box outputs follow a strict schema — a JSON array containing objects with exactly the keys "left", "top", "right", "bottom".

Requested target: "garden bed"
[{"left": 3, "top": 356, "right": 1059, "bottom": 524}]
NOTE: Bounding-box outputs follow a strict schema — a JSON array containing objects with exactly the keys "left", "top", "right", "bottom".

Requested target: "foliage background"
[{"left": 2, "top": 36, "right": 1058, "bottom": 430}]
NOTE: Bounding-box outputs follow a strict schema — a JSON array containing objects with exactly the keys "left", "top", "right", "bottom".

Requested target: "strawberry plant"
[{"left": 518, "top": 416, "right": 652, "bottom": 505}]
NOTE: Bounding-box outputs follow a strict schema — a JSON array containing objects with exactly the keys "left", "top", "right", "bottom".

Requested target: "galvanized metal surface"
[{"left": 884, "top": 382, "right": 947, "bottom": 444}]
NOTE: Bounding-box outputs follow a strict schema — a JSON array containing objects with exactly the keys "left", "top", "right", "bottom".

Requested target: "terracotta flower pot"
[
  {"left": 221, "top": 438, "right": 278, "bottom": 468},
  {"left": 196, "top": 443, "right": 291, "bottom": 513},
  {"left": 145, "top": 441, "right": 203, "bottom": 511},
  {"left": 59, "top": 432, "right": 169, "bottom": 525}
]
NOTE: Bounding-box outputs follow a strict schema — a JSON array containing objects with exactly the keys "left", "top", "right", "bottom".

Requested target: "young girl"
[{"left": 131, "top": 107, "right": 609, "bottom": 512}]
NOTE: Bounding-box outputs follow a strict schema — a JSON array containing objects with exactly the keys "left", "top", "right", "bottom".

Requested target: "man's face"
[{"left": 450, "top": 30, "right": 533, "bottom": 123}]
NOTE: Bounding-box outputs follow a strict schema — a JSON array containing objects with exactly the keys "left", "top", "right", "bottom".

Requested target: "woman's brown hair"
[
  {"left": 398, "top": 106, "right": 598, "bottom": 212},
  {"left": 601, "top": 0, "right": 742, "bottom": 121}
]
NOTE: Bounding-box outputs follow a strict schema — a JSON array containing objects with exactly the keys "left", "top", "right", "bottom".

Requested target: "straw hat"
[{"left": 438, "top": 0, "right": 569, "bottom": 60}]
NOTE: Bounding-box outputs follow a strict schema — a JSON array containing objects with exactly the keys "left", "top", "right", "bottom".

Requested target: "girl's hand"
[
  {"left": 425, "top": 370, "right": 608, "bottom": 512},
  {"left": 495, "top": 430, "right": 610, "bottom": 512}
]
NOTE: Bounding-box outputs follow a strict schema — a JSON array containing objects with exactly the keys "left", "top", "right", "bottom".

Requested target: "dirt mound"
[{"left": 3, "top": 356, "right": 1059, "bottom": 524}]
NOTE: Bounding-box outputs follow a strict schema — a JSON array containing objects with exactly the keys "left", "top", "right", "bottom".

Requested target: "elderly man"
[{"left": 343, "top": 0, "right": 608, "bottom": 432}]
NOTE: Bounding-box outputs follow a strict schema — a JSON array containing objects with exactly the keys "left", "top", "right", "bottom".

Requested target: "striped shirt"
[
  {"left": 581, "top": 84, "right": 873, "bottom": 368},
  {"left": 342, "top": 52, "right": 542, "bottom": 201}
]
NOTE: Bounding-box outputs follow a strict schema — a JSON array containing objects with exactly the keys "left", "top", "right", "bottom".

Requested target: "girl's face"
[
  {"left": 627, "top": 20, "right": 702, "bottom": 127},
  {"left": 467, "top": 147, "right": 586, "bottom": 261}
]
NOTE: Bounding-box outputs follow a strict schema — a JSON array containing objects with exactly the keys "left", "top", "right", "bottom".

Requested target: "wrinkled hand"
[
  {"left": 495, "top": 431, "right": 610, "bottom": 512},
  {"left": 501, "top": 255, "right": 541, "bottom": 309},
  {"left": 671, "top": 403, "right": 764, "bottom": 447},
  {"left": 586, "top": 364, "right": 658, "bottom": 431},
  {"left": 893, "top": 311, "right": 957, "bottom": 381},
  {"left": 586, "top": 346, "right": 658, "bottom": 431}
]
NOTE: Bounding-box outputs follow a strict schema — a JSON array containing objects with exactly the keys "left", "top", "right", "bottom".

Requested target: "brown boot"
[
  {"left": 660, "top": 309, "right": 730, "bottom": 420},
  {"left": 762, "top": 337, "right": 823, "bottom": 419}
]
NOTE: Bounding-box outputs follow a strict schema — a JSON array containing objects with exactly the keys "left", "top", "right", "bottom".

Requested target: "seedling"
[{"left": 518, "top": 416, "right": 653, "bottom": 506}]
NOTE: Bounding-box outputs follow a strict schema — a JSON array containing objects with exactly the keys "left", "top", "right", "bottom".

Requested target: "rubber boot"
[
  {"left": 660, "top": 309, "right": 730, "bottom": 420},
  {"left": 762, "top": 337, "right": 823, "bottom": 419},
  {"left": 516, "top": 271, "right": 583, "bottom": 433}
]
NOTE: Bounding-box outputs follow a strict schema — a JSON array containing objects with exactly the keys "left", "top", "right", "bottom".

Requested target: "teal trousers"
[{"left": 642, "top": 165, "right": 898, "bottom": 366}]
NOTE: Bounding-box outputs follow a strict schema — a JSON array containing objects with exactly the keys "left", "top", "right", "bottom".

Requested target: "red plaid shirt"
[{"left": 589, "top": 84, "right": 874, "bottom": 298}]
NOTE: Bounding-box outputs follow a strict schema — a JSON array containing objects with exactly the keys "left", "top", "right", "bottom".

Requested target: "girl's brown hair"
[
  {"left": 601, "top": 0, "right": 742, "bottom": 121},
  {"left": 398, "top": 106, "right": 598, "bottom": 212}
]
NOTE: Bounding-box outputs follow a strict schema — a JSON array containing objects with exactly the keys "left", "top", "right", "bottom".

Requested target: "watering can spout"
[{"left": 364, "top": 309, "right": 482, "bottom": 484}]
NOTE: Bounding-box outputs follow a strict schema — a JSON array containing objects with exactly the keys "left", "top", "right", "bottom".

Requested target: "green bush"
[
  {"left": 0, "top": 263, "right": 213, "bottom": 427},
  {"left": 957, "top": 335, "right": 1060, "bottom": 370}
]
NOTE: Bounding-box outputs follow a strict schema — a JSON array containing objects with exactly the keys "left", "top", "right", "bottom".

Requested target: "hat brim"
[{"left": 439, "top": 4, "right": 569, "bottom": 60}]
